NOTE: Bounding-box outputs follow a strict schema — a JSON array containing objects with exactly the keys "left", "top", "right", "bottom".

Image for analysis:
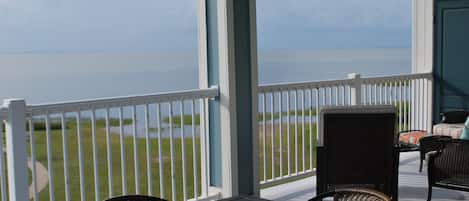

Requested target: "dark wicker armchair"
[
  {"left": 427, "top": 140, "right": 469, "bottom": 201},
  {"left": 309, "top": 188, "right": 391, "bottom": 201},
  {"left": 105, "top": 195, "right": 167, "bottom": 201},
  {"left": 418, "top": 135, "right": 452, "bottom": 172}
]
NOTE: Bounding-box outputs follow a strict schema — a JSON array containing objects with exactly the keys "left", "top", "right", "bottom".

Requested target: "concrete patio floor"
[{"left": 260, "top": 152, "right": 469, "bottom": 201}]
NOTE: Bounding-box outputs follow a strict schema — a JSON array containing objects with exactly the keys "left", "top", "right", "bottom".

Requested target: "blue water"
[
  {"left": 0, "top": 48, "right": 410, "bottom": 104},
  {"left": 0, "top": 48, "right": 411, "bottom": 137}
]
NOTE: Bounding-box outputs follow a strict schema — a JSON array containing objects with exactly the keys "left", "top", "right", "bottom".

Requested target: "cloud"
[
  {"left": 0, "top": 0, "right": 411, "bottom": 52},
  {"left": 0, "top": 0, "right": 198, "bottom": 52},
  {"left": 257, "top": 0, "right": 411, "bottom": 49}
]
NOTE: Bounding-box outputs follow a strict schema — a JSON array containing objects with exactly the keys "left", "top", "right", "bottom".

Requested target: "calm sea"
[{"left": 0, "top": 48, "right": 410, "bottom": 104}]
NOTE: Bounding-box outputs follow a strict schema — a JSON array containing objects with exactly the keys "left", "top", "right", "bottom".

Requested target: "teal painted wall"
[
  {"left": 206, "top": 0, "right": 222, "bottom": 187},
  {"left": 233, "top": 0, "right": 256, "bottom": 195},
  {"left": 434, "top": 0, "right": 469, "bottom": 121}
]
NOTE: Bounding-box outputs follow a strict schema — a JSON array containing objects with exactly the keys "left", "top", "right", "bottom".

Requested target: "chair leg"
[
  {"left": 427, "top": 186, "right": 432, "bottom": 201},
  {"left": 419, "top": 158, "right": 423, "bottom": 172}
]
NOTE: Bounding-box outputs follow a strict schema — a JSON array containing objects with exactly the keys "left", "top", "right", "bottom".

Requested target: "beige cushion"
[{"left": 433, "top": 123, "right": 464, "bottom": 138}]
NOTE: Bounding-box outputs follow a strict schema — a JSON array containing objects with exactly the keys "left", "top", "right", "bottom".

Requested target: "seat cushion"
[{"left": 433, "top": 123, "right": 464, "bottom": 138}]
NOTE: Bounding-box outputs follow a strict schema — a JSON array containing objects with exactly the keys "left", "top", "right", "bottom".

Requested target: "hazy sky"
[{"left": 0, "top": 0, "right": 411, "bottom": 53}]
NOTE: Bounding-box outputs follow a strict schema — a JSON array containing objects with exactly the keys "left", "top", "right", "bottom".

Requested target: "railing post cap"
[
  {"left": 347, "top": 73, "right": 361, "bottom": 79},
  {"left": 3, "top": 99, "right": 26, "bottom": 106}
]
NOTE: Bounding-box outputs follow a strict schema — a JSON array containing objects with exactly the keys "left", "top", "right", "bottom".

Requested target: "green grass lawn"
[
  {"left": 10, "top": 118, "right": 316, "bottom": 201},
  {"left": 259, "top": 123, "right": 317, "bottom": 188},
  {"left": 30, "top": 123, "right": 200, "bottom": 201}
]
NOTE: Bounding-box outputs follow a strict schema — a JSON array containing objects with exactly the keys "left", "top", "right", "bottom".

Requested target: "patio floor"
[{"left": 260, "top": 152, "right": 469, "bottom": 201}]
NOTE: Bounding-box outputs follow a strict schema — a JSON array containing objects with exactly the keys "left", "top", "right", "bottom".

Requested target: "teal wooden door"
[{"left": 434, "top": 0, "right": 469, "bottom": 121}]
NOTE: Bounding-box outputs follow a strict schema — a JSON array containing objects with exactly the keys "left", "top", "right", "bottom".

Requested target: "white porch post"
[
  {"left": 217, "top": 0, "right": 259, "bottom": 197},
  {"left": 412, "top": 0, "right": 434, "bottom": 128},
  {"left": 348, "top": 73, "right": 362, "bottom": 106},
  {"left": 198, "top": 0, "right": 259, "bottom": 198},
  {"left": 4, "top": 99, "right": 29, "bottom": 201}
]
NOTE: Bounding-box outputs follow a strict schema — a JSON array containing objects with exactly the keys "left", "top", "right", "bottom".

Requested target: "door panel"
[{"left": 434, "top": 0, "right": 469, "bottom": 119}]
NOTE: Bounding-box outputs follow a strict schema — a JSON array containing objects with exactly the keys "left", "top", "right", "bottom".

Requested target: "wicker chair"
[
  {"left": 427, "top": 140, "right": 469, "bottom": 201},
  {"left": 418, "top": 135, "right": 452, "bottom": 172},
  {"left": 309, "top": 188, "right": 391, "bottom": 201},
  {"left": 105, "top": 195, "right": 167, "bottom": 201}
]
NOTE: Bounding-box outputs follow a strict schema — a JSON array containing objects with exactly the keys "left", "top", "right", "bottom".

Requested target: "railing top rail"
[
  {"left": 259, "top": 78, "right": 354, "bottom": 93},
  {"left": 361, "top": 72, "right": 432, "bottom": 84},
  {"left": 258, "top": 72, "right": 433, "bottom": 93},
  {"left": 27, "top": 87, "right": 218, "bottom": 116}
]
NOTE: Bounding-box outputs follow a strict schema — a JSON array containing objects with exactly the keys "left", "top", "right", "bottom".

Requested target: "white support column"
[
  {"left": 348, "top": 73, "right": 362, "bottom": 106},
  {"left": 4, "top": 99, "right": 29, "bottom": 201},
  {"left": 413, "top": 0, "right": 434, "bottom": 127},
  {"left": 217, "top": 0, "right": 238, "bottom": 197},
  {"left": 412, "top": 0, "right": 434, "bottom": 74}
]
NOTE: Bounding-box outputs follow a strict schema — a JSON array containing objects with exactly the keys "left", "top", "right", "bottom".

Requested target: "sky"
[{"left": 0, "top": 0, "right": 412, "bottom": 53}]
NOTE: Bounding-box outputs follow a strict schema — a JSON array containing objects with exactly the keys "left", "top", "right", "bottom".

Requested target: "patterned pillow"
[{"left": 399, "top": 131, "right": 427, "bottom": 144}]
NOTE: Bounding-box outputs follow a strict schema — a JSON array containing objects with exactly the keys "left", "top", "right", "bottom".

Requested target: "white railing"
[
  {"left": 257, "top": 72, "right": 433, "bottom": 187},
  {"left": 0, "top": 87, "right": 219, "bottom": 201},
  {"left": 0, "top": 72, "right": 434, "bottom": 200}
]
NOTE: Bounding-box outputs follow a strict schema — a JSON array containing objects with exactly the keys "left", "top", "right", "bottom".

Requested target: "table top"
[{"left": 397, "top": 142, "right": 420, "bottom": 152}]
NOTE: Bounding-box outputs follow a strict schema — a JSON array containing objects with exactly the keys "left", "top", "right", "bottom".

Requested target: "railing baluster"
[
  {"left": 156, "top": 104, "right": 165, "bottom": 198},
  {"left": 278, "top": 92, "right": 283, "bottom": 177},
  {"left": 369, "top": 84, "right": 373, "bottom": 105},
  {"left": 384, "top": 82, "right": 388, "bottom": 105},
  {"left": 61, "top": 113, "right": 71, "bottom": 201},
  {"left": 45, "top": 114, "right": 55, "bottom": 201},
  {"left": 169, "top": 102, "right": 177, "bottom": 201},
  {"left": 342, "top": 86, "right": 346, "bottom": 106},
  {"left": 118, "top": 107, "right": 127, "bottom": 195},
  {"left": 373, "top": 83, "right": 376, "bottom": 105},
  {"left": 315, "top": 88, "right": 320, "bottom": 153},
  {"left": 393, "top": 82, "right": 399, "bottom": 106},
  {"left": 262, "top": 93, "right": 267, "bottom": 181},
  {"left": 201, "top": 99, "right": 209, "bottom": 197},
  {"left": 410, "top": 80, "right": 415, "bottom": 130},
  {"left": 323, "top": 88, "right": 327, "bottom": 107},
  {"left": 28, "top": 119, "right": 38, "bottom": 201},
  {"left": 335, "top": 87, "right": 339, "bottom": 106},
  {"left": 105, "top": 108, "right": 113, "bottom": 197},
  {"left": 91, "top": 110, "right": 100, "bottom": 201},
  {"left": 76, "top": 112, "right": 86, "bottom": 201},
  {"left": 424, "top": 79, "right": 428, "bottom": 131},
  {"left": 144, "top": 104, "right": 152, "bottom": 195},
  {"left": 403, "top": 83, "right": 408, "bottom": 130},
  {"left": 301, "top": 90, "right": 306, "bottom": 172},
  {"left": 309, "top": 89, "right": 313, "bottom": 170},
  {"left": 420, "top": 79, "right": 425, "bottom": 130},
  {"left": 294, "top": 90, "right": 298, "bottom": 174},
  {"left": 132, "top": 105, "right": 140, "bottom": 194},
  {"left": 328, "top": 88, "right": 332, "bottom": 106},
  {"left": 379, "top": 83, "right": 383, "bottom": 104},
  {"left": 190, "top": 99, "right": 198, "bottom": 200},
  {"left": 180, "top": 101, "right": 187, "bottom": 201},
  {"left": 286, "top": 91, "right": 291, "bottom": 176},
  {"left": 363, "top": 85, "right": 367, "bottom": 105},
  {"left": 398, "top": 82, "right": 403, "bottom": 131},
  {"left": 270, "top": 92, "right": 275, "bottom": 179}
]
